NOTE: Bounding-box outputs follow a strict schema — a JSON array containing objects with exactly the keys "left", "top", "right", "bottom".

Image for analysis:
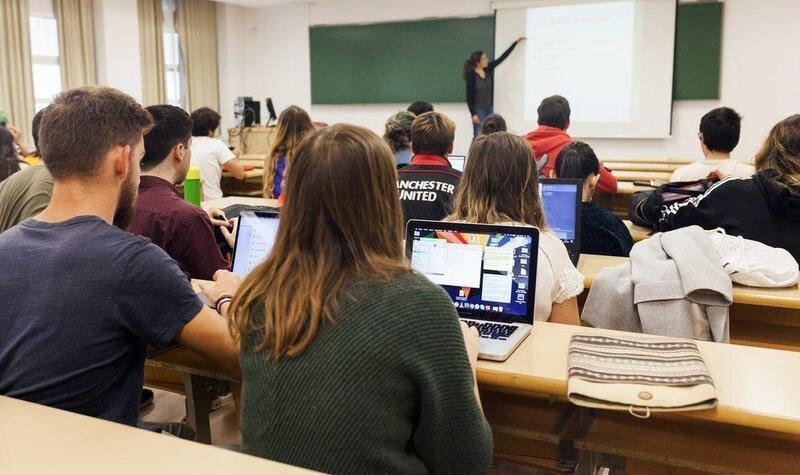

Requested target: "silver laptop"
[
  {"left": 405, "top": 220, "right": 539, "bottom": 361},
  {"left": 230, "top": 210, "right": 281, "bottom": 277},
  {"left": 539, "top": 179, "right": 582, "bottom": 265},
  {"left": 448, "top": 155, "right": 466, "bottom": 172}
]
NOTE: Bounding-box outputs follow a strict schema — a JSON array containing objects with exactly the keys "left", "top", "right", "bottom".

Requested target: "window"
[
  {"left": 28, "top": 1, "right": 62, "bottom": 112},
  {"left": 162, "top": 0, "right": 186, "bottom": 108}
]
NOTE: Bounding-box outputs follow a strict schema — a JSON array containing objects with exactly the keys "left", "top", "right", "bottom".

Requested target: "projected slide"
[
  {"left": 493, "top": 0, "right": 676, "bottom": 138},
  {"left": 524, "top": 1, "right": 634, "bottom": 123}
]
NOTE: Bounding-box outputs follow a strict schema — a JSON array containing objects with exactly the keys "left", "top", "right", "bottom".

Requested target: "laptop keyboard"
[
  {"left": 223, "top": 204, "right": 280, "bottom": 219},
  {"left": 464, "top": 320, "right": 518, "bottom": 340}
]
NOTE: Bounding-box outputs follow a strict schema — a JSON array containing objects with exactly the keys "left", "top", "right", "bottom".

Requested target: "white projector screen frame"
[{"left": 493, "top": 0, "right": 676, "bottom": 139}]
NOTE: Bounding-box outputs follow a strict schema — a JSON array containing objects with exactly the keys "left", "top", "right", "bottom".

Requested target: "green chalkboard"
[
  {"left": 673, "top": 2, "right": 723, "bottom": 100},
  {"left": 310, "top": 17, "right": 495, "bottom": 104}
]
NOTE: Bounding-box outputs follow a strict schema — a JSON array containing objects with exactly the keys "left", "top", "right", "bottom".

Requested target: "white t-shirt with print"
[
  {"left": 670, "top": 158, "right": 754, "bottom": 183},
  {"left": 189, "top": 136, "right": 236, "bottom": 201}
]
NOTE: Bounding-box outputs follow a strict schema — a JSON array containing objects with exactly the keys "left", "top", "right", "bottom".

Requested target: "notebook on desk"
[
  {"left": 539, "top": 179, "right": 582, "bottom": 265},
  {"left": 405, "top": 220, "right": 538, "bottom": 361}
]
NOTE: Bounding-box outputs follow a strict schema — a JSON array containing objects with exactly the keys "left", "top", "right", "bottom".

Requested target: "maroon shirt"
[{"left": 129, "top": 176, "right": 229, "bottom": 280}]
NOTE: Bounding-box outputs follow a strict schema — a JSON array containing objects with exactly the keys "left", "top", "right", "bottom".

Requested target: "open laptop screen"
[
  {"left": 405, "top": 220, "right": 538, "bottom": 325},
  {"left": 231, "top": 211, "right": 280, "bottom": 277},
  {"left": 539, "top": 179, "right": 581, "bottom": 246},
  {"left": 448, "top": 155, "right": 466, "bottom": 172}
]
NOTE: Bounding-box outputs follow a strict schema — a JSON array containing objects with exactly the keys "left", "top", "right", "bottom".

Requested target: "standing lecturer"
[{"left": 463, "top": 37, "right": 526, "bottom": 136}]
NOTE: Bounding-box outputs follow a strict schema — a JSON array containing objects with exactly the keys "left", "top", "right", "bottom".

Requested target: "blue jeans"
[{"left": 473, "top": 107, "right": 493, "bottom": 137}]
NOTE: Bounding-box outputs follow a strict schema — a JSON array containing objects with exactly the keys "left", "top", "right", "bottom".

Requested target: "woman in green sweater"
[{"left": 210, "top": 124, "right": 492, "bottom": 473}]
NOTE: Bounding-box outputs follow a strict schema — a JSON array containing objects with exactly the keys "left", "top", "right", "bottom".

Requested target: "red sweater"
[{"left": 524, "top": 126, "right": 618, "bottom": 193}]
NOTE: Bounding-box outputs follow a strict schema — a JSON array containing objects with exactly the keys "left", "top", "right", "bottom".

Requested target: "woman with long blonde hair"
[
  {"left": 449, "top": 132, "right": 582, "bottom": 324},
  {"left": 664, "top": 114, "right": 800, "bottom": 261},
  {"left": 263, "top": 106, "right": 313, "bottom": 199},
  {"left": 205, "top": 124, "right": 491, "bottom": 473}
]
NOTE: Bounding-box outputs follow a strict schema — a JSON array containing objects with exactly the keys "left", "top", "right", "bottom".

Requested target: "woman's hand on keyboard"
[{"left": 460, "top": 321, "right": 481, "bottom": 373}]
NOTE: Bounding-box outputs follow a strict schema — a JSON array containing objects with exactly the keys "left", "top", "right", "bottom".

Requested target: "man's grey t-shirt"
[{"left": 0, "top": 216, "right": 203, "bottom": 426}]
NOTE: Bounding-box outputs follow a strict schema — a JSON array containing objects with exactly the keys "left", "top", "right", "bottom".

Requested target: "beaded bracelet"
[{"left": 214, "top": 294, "right": 233, "bottom": 314}]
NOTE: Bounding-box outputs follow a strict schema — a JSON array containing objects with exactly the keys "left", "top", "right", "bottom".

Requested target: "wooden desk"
[
  {"left": 238, "top": 153, "right": 267, "bottom": 169},
  {"left": 602, "top": 157, "right": 693, "bottom": 165},
  {"left": 228, "top": 127, "right": 276, "bottom": 155},
  {"left": 593, "top": 181, "right": 653, "bottom": 218},
  {"left": 202, "top": 196, "right": 278, "bottom": 209},
  {"left": 0, "top": 396, "right": 313, "bottom": 474},
  {"left": 146, "top": 324, "right": 800, "bottom": 472},
  {"left": 623, "top": 220, "right": 651, "bottom": 242},
  {"left": 610, "top": 170, "right": 672, "bottom": 183},
  {"left": 577, "top": 254, "right": 800, "bottom": 351},
  {"left": 221, "top": 169, "right": 264, "bottom": 197},
  {"left": 604, "top": 162, "right": 681, "bottom": 173}
]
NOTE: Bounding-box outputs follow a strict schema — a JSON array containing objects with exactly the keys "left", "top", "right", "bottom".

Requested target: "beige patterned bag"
[{"left": 567, "top": 334, "right": 717, "bottom": 417}]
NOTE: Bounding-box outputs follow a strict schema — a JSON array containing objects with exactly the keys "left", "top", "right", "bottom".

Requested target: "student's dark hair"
[
  {"left": 537, "top": 95, "right": 570, "bottom": 130},
  {"left": 699, "top": 107, "right": 742, "bottom": 153},
  {"left": 407, "top": 101, "right": 433, "bottom": 116},
  {"left": 555, "top": 141, "right": 600, "bottom": 182},
  {"left": 141, "top": 105, "right": 193, "bottom": 171},
  {"left": 411, "top": 112, "right": 456, "bottom": 157},
  {"left": 31, "top": 108, "right": 45, "bottom": 153},
  {"left": 463, "top": 50, "right": 484, "bottom": 80},
  {"left": 480, "top": 114, "right": 507, "bottom": 135},
  {"left": 191, "top": 107, "right": 222, "bottom": 137},
  {"left": 39, "top": 87, "right": 153, "bottom": 180},
  {"left": 0, "top": 126, "right": 21, "bottom": 182},
  {"left": 383, "top": 110, "right": 416, "bottom": 153}
]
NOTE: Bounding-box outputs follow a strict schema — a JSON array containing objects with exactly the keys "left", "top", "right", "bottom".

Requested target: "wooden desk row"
[
  {"left": 146, "top": 323, "right": 800, "bottom": 473},
  {"left": 577, "top": 254, "right": 800, "bottom": 352},
  {"left": 0, "top": 396, "right": 312, "bottom": 474}
]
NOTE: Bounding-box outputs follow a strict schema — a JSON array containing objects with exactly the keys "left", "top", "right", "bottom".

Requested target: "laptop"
[
  {"left": 539, "top": 179, "right": 582, "bottom": 265},
  {"left": 448, "top": 155, "right": 466, "bottom": 172},
  {"left": 405, "top": 220, "right": 539, "bottom": 361},
  {"left": 230, "top": 210, "right": 281, "bottom": 277}
]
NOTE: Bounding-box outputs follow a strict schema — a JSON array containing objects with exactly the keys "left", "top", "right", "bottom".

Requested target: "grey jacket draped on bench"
[{"left": 582, "top": 226, "right": 732, "bottom": 342}]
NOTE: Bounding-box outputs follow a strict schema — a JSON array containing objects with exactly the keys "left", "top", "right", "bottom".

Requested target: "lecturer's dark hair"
[
  {"left": 537, "top": 95, "right": 570, "bottom": 130},
  {"left": 555, "top": 141, "right": 600, "bottom": 182},
  {"left": 463, "top": 50, "right": 484, "bottom": 80}
]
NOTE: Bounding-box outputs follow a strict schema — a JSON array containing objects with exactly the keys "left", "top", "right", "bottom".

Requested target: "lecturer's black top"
[{"left": 464, "top": 40, "right": 520, "bottom": 115}]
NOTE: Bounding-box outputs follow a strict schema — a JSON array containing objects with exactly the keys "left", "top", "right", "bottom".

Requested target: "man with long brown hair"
[{"left": 0, "top": 87, "right": 239, "bottom": 426}]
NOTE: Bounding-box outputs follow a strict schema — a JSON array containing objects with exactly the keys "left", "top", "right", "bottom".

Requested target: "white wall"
[
  {"left": 215, "top": 0, "right": 800, "bottom": 160},
  {"left": 93, "top": 0, "right": 143, "bottom": 102}
]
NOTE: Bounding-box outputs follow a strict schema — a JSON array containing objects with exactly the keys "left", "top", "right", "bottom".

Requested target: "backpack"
[{"left": 629, "top": 178, "right": 720, "bottom": 231}]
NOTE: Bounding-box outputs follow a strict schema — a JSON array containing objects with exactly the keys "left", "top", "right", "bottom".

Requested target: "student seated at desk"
[
  {"left": 0, "top": 110, "right": 53, "bottom": 233},
  {"left": 204, "top": 124, "right": 491, "bottom": 473},
  {"left": 0, "top": 127, "right": 25, "bottom": 183},
  {"left": 479, "top": 113, "right": 506, "bottom": 135},
  {"left": 525, "top": 95, "right": 617, "bottom": 192},
  {"left": 0, "top": 87, "right": 239, "bottom": 426},
  {"left": 263, "top": 106, "right": 313, "bottom": 199},
  {"left": 555, "top": 142, "right": 633, "bottom": 257},
  {"left": 189, "top": 107, "right": 246, "bottom": 200},
  {"left": 128, "top": 105, "right": 232, "bottom": 280},
  {"left": 383, "top": 110, "right": 415, "bottom": 166},
  {"left": 671, "top": 107, "right": 754, "bottom": 182},
  {"left": 662, "top": 114, "right": 800, "bottom": 262},
  {"left": 448, "top": 132, "right": 583, "bottom": 324},
  {"left": 397, "top": 111, "right": 462, "bottom": 223},
  {"left": 407, "top": 100, "right": 433, "bottom": 116}
]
